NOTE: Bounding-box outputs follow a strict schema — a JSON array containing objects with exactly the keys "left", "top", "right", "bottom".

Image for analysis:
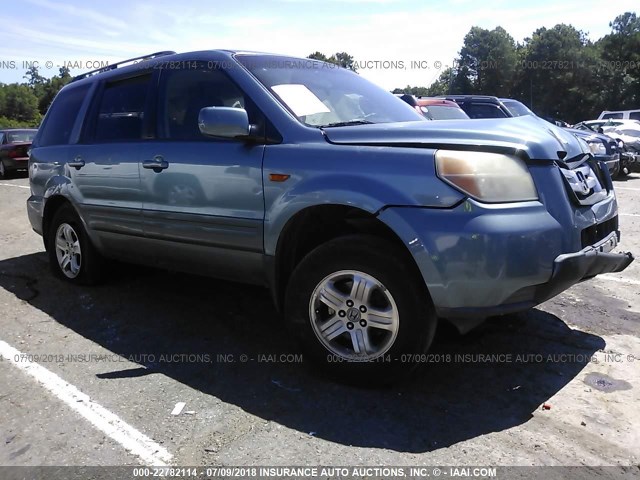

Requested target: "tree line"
[
  {"left": 1, "top": 13, "right": 637, "bottom": 128},
  {"left": 0, "top": 66, "right": 71, "bottom": 128},
  {"left": 393, "top": 12, "right": 639, "bottom": 123}
]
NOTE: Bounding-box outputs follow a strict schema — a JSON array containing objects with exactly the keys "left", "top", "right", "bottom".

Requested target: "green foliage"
[
  {"left": 457, "top": 26, "right": 517, "bottom": 96},
  {"left": 307, "top": 51, "right": 357, "bottom": 71},
  {"left": 391, "top": 11, "right": 640, "bottom": 123},
  {"left": 0, "top": 66, "right": 71, "bottom": 127},
  {"left": 392, "top": 85, "right": 430, "bottom": 96}
]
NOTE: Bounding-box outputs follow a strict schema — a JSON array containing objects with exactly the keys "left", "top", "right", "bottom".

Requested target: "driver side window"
[{"left": 159, "top": 63, "right": 251, "bottom": 140}]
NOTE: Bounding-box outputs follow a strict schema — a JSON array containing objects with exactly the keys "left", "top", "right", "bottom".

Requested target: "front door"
[{"left": 139, "top": 62, "right": 266, "bottom": 282}]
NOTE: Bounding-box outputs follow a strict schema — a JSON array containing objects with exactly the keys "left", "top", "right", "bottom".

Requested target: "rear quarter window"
[{"left": 37, "top": 84, "right": 90, "bottom": 147}]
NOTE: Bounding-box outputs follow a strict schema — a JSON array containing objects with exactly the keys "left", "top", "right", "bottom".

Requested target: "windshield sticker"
[{"left": 272, "top": 84, "right": 330, "bottom": 117}]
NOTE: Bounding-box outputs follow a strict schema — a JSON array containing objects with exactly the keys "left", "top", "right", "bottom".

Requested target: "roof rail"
[{"left": 71, "top": 51, "right": 176, "bottom": 82}]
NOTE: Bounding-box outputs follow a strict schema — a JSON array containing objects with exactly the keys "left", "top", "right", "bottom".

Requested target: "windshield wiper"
[{"left": 318, "top": 119, "right": 375, "bottom": 128}]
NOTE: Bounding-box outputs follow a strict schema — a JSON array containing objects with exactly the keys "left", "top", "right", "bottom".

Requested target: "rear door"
[
  {"left": 70, "top": 71, "right": 158, "bottom": 260},
  {"left": 138, "top": 61, "right": 266, "bottom": 282}
]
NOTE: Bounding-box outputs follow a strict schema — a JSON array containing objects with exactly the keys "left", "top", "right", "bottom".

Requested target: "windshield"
[
  {"left": 420, "top": 105, "right": 469, "bottom": 120},
  {"left": 502, "top": 100, "right": 534, "bottom": 117},
  {"left": 6, "top": 130, "right": 36, "bottom": 143},
  {"left": 574, "top": 123, "right": 596, "bottom": 132},
  {"left": 235, "top": 55, "right": 424, "bottom": 127}
]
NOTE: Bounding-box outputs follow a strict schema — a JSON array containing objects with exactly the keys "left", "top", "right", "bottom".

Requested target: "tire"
[
  {"left": 0, "top": 160, "right": 10, "bottom": 179},
  {"left": 610, "top": 162, "right": 620, "bottom": 180},
  {"left": 46, "top": 204, "right": 104, "bottom": 285},
  {"left": 284, "top": 234, "right": 437, "bottom": 385}
]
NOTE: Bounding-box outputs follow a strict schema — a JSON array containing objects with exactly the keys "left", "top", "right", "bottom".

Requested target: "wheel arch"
[
  {"left": 42, "top": 195, "right": 98, "bottom": 252},
  {"left": 269, "top": 203, "right": 429, "bottom": 312}
]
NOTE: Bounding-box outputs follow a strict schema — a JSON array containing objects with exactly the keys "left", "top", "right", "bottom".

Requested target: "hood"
[
  {"left": 565, "top": 128, "right": 613, "bottom": 144},
  {"left": 322, "top": 115, "right": 589, "bottom": 161}
]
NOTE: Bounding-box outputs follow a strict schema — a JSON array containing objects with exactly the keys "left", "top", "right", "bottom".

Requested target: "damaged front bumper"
[
  {"left": 534, "top": 231, "right": 634, "bottom": 304},
  {"left": 438, "top": 231, "right": 633, "bottom": 327}
]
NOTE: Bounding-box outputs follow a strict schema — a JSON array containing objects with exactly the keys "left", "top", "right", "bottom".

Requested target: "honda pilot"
[{"left": 27, "top": 50, "right": 634, "bottom": 384}]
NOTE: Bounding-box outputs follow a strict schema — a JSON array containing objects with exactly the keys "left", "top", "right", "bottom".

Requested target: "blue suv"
[{"left": 27, "top": 51, "right": 633, "bottom": 384}]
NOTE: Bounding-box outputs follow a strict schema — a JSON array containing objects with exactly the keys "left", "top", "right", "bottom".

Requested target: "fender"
[
  {"left": 40, "top": 173, "right": 104, "bottom": 251},
  {"left": 262, "top": 143, "right": 465, "bottom": 256}
]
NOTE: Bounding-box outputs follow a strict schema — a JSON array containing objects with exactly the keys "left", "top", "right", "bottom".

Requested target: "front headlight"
[
  {"left": 588, "top": 141, "right": 607, "bottom": 155},
  {"left": 435, "top": 150, "right": 538, "bottom": 203}
]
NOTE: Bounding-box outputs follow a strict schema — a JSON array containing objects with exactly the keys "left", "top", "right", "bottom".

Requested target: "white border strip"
[
  {"left": 0, "top": 340, "right": 172, "bottom": 466},
  {"left": 0, "top": 183, "right": 30, "bottom": 189}
]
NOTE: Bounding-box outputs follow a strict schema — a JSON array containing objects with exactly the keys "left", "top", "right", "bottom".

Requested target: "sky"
[{"left": 0, "top": 0, "right": 637, "bottom": 90}]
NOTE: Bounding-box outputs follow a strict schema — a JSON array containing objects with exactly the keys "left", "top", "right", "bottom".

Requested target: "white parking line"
[
  {"left": 620, "top": 213, "right": 640, "bottom": 217},
  {"left": 0, "top": 340, "right": 173, "bottom": 466},
  {"left": 598, "top": 275, "right": 640, "bottom": 286},
  {"left": 0, "top": 183, "right": 30, "bottom": 189},
  {"left": 615, "top": 187, "right": 640, "bottom": 191}
]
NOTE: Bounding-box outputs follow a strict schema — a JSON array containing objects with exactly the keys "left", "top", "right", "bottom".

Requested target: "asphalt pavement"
[{"left": 0, "top": 174, "right": 639, "bottom": 478}]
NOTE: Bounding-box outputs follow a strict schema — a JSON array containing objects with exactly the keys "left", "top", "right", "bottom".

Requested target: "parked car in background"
[
  {"left": 598, "top": 109, "right": 640, "bottom": 121},
  {"left": 439, "top": 95, "right": 512, "bottom": 118},
  {"left": 397, "top": 95, "right": 469, "bottom": 120},
  {"left": 574, "top": 121, "right": 638, "bottom": 176},
  {"left": 611, "top": 124, "right": 640, "bottom": 151},
  {"left": 27, "top": 50, "right": 633, "bottom": 384},
  {"left": 566, "top": 128, "right": 622, "bottom": 178},
  {"left": 576, "top": 119, "right": 640, "bottom": 134},
  {"left": 0, "top": 129, "right": 37, "bottom": 179},
  {"left": 610, "top": 125, "right": 640, "bottom": 174},
  {"left": 443, "top": 97, "right": 621, "bottom": 178}
]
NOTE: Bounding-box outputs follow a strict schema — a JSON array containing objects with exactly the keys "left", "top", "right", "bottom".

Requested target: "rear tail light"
[{"left": 7, "top": 146, "right": 27, "bottom": 158}]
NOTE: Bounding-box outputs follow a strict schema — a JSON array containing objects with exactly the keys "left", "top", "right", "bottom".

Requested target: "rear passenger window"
[
  {"left": 37, "top": 84, "right": 90, "bottom": 146},
  {"left": 94, "top": 74, "right": 152, "bottom": 142},
  {"left": 630, "top": 112, "right": 640, "bottom": 121},
  {"left": 466, "top": 104, "right": 507, "bottom": 119},
  {"left": 602, "top": 113, "right": 623, "bottom": 119}
]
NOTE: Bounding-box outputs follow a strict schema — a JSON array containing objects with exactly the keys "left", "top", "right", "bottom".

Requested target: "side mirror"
[{"left": 198, "top": 107, "right": 250, "bottom": 139}]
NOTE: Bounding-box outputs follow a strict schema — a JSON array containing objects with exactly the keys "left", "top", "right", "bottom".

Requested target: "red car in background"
[
  {"left": 0, "top": 129, "right": 37, "bottom": 179},
  {"left": 396, "top": 95, "right": 470, "bottom": 120}
]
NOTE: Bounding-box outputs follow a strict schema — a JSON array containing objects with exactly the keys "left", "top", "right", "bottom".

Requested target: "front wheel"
[
  {"left": 46, "top": 204, "right": 104, "bottom": 285},
  {"left": 284, "top": 235, "right": 437, "bottom": 385}
]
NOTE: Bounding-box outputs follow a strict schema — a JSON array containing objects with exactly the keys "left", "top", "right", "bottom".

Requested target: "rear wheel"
[
  {"left": 47, "top": 204, "right": 104, "bottom": 285},
  {"left": 284, "top": 235, "right": 437, "bottom": 385},
  {"left": 0, "top": 160, "right": 10, "bottom": 179}
]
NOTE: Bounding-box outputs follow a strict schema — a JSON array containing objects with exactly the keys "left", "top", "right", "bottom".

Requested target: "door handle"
[
  {"left": 142, "top": 156, "right": 169, "bottom": 172},
  {"left": 67, "top": 157, "right": 85, "bottom": 169}
]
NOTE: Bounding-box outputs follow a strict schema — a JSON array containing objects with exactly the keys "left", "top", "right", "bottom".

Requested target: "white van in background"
[{"left": 598, "top": 109, "right": 640, "bottom": 121}]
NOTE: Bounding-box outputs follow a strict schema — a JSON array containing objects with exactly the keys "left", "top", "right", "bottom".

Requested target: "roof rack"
[{"left": 71, "top": 51, "right": 176, "bottom": 82}]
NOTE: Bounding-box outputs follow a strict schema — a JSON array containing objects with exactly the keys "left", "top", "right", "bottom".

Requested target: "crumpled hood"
[{"left": 322, "top": 115, "right": 589, "bottom": 161}]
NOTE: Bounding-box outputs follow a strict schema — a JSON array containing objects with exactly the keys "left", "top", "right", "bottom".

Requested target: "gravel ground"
[{"left": 0, "top": 174, "right": 639, "bottom": 479}]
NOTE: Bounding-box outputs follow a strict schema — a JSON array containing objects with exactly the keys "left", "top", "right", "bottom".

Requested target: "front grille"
[
  {"left": 559, "top": 158, "right": 610, "bottom": 206},
  {"left": 581, "top": 215, "right": 618, "bottom": 249}
]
